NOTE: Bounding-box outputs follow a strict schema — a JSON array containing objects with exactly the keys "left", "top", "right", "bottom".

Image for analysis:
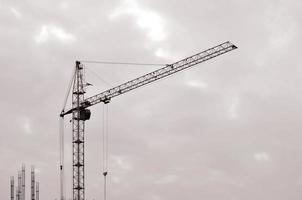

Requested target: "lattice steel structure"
[
  {"left": 17, "top": 171, "right": 21, "bottom": 200},
  {"left": 84, "top": 41, "right": 237, "bottom": 106},
  {"left": 31, "top": 166, "right": 35, "bottom": 200},
  {"left": 21, "top": 165, "right": 25, "bottom": 200},
  {"left": 10, "top": 176, "right": 14, "bottom": 200},
  {"left": 71, "top": 61, "right": 89, "bottom": 200},
  {"left": 36, "top": 182, "right": 39, "bottom": 200},
  {"left": 61, "top": 41, "right": 237, "bottom": 200}
]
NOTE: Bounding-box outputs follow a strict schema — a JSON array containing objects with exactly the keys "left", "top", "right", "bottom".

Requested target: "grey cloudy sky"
[{"left": 1, "top": 0, "right": 302, "bottom": 199}]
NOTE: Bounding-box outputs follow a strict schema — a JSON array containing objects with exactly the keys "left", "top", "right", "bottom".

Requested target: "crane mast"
[
  {"left": 72, "top": 62, "right": 89, "bottom": 200},
  {"left": 61, "top": 41, "right": 237, "bottom": 200}
]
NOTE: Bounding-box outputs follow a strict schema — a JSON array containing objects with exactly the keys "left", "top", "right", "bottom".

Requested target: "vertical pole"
[
  {"left": 15, "top": 186, "right": 18, "bottom": 200},
  {"left": 18, "top": 171, "right": 21, "bottom": 200},
  {"left": 21, "top": 164, "right": 25, "bottom": 200},
  {"left": 72, "top": 61, "right": 85, "bottom": 200},
  {"left": 60, "top": 116, "right": 65, "bottom": 200},
  {"left": 11, "top": 176, "right": 14, "bottom": 200},
  {"left": 35, "top": 182, "right": 39, "bottom": 200},
  {"left": 31, "top": 166, "right": 35, "bottom": 200}
]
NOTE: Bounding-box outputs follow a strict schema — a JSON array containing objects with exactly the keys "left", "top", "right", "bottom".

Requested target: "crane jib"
[
  {"left": 60, "top": 41, "right": 237, "bottom": 200},
  {"left": 83, "top": 41, "right": 236, "bottom": 106},
  {"left": 61, "top": 41, "right": 237, "bottom": 116}
]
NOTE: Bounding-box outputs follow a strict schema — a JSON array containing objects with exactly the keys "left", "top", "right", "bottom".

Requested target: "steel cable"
[
  {"left": 80, "top": 60, "right": 165, "bottom": 67},
  {"left": 102, "top": 104, "right": 109, "bottom": 200},
  {"left": 59, "top": 117, "right": 65, "bottom": 200}
]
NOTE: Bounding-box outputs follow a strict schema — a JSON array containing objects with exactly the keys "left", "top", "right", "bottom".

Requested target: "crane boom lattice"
[
  {"left": 82, "top": 41, "right": 236, "bottom": 107},
  {"left": 60, "top": 41, "right": 237, "bottom": 200}
]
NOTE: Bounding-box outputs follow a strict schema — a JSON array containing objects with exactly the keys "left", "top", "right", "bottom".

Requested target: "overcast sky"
[{"left": 1, "top": 0, "right": 302, "bottom": 200}]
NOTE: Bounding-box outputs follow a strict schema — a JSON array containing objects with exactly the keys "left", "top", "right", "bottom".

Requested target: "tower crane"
[{"left": 60, "top": 41, "right": 237, "bottom": 200}]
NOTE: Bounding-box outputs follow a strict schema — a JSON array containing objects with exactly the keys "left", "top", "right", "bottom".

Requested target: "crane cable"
[
  {"left": 62, "top": 68, "right": 76, "bottom": 112},
  {"left": 80, "top": 60, "right": 165, "bottom": 66},
  {"left": 59, "top": 66, "right": 76, "bottom": 200},
  {"left": 85, "top": 67, "right": 113, "bottom": 88},
  {"left": 102, "top": 103, "right": 109, "bottom": 200},
  {"left": 59, "top": 117, "right": 65, "bottom": 200}
]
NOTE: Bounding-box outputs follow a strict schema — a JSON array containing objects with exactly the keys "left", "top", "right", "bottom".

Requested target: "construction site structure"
[
  {"left": 17, "top": 171, "right": 21, "bottom": 200},
  {"left": 11, "top": 164, "right": 39, "bottom": 200},
  {"left": 31, "top": 166, "right": 35, "bottom": 200},
  {"left": 60, "top": 41, "right": 237, "bottom": 200},
  {"left": 22, "top": 164, "right": 25, "bottom": 200},
  {"left": 36, "top": 182, "right": 39, "bottom": 200},
  {"left": 10, "top": 176, "right": 14, "bottom": 200}
]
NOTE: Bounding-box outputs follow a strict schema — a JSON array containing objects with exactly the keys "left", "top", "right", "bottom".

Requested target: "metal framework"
[
  {"left": 17, "top": 171, "right": 21, "bottom": 200},
  {"left": 72, "top": 61, "right": 86, "bottom": 200},
  {"left": 36, "top": 182, "right": 39, "bottom": 200},
  {"left": 11, "top": 164, "right": 38, "bottom": 200},
  {"left": 21, "top": 165, "right": 25, "bottom": 200},
  {"left": 10, "top": 176, "right": 14, "bottom": 200},
  {"left": 31, "top": 166, "right": 35, "bottom": 200},
  {"left": 61, "top": 41, "right": 237, "bottom": 200}
]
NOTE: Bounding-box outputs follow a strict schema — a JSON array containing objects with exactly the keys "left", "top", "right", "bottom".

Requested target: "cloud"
[
  {"left": 34, "top": 25, "right": 76, "bottom": 44},
  {"left": 227, "top": 94, "right": 240, "bottom": 120},
  {"left": 155, "top": 48, "right": 179, "bottom": 61},
  {"left": 265, "top": 2, "right": 298, "bottom": 48},
  {"left": 109, "top": 0, "right": 181, "bottom": 61},
  {"left": 22, "top": 117, "right": 33, "bottom": 135},
  {"left": 186, "top": 80, "right": 208, "bottom": 89},
  {"left": 111, "top": 155, "right": 132, "bottom": 171},
  {"left": 35, "top": 167, "right": 42, "bottom": 174},
  {"left": 110, "top": 0, "right": 166, "bottom": 42},
  {"left": 254, "top": 152, "right": 271, "bottom": 162},
  {"left": 206, "top": 169, "right": 245, "bottom": 188},
  {"left": 59, "top": 1, "right": 70, "bottom": 10},
  {"left": 150, "top": 194, "right": 161, "bottom": 200},
  {"left": 154, "top": 174, "right": 178, "bottom": 184},
  {"left": 155, "top": 48, "right": 169, "bottom": 59},
  {"left": 10, "top": 7, "right": 22, "bottom": 19}
]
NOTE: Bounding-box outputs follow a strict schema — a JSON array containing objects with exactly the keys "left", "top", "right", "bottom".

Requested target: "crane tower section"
[{"left": 72, "top": 61, "right": 90, "bottom": 200}]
